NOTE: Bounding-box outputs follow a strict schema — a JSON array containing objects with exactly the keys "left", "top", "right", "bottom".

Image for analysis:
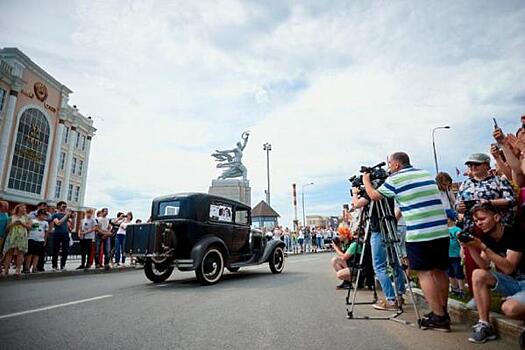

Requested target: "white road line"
[{"left": 0, "top": 295, "right": 113, "bottom": 320}]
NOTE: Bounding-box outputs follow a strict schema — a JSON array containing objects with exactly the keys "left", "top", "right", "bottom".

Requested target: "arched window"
[{"left": 8, "top": 108, "right": 50, "bottom": 194}]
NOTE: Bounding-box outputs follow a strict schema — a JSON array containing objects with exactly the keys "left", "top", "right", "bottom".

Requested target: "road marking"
[{"left": 0, "top": 295, "right": 113, "bottom": 320}]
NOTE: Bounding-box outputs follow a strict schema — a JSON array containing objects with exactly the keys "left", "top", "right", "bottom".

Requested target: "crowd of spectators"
[
  {"left": 0, "top": 200, "right": 137, "bottom": 277},
  {"left": 329, "top": 115, "right": 525, "bottom": 344},
  {"left": 264, "top": 225, "right": 336, "bottom": 254}
]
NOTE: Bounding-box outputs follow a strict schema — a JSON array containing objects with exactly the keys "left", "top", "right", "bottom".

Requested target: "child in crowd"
[
  {"left": 25, "top": 209, "right": 49, "bottom": 273},
  {"left": 446, "top": 209, "right": 465, "bottom": 297}
]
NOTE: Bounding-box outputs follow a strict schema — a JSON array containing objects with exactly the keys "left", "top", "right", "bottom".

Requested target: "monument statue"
[{"left": 211, "top": 131, "right": 250, "bottom": 181}]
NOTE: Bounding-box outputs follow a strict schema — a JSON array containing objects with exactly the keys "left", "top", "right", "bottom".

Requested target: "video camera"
[{"left": 348, "top": 162, "right": 389, "bottom": 189}]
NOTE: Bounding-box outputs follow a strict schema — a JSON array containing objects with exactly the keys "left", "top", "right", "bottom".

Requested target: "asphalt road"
[{"left": 0, "top": 253, "right": 517, "bottom": 350}]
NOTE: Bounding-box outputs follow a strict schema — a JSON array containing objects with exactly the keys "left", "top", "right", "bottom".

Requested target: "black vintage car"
[{"left": 125, "top": 193, "right": 285, "bottom": 285}]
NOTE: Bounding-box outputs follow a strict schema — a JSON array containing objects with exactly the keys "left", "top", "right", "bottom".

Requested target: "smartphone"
[
  {"left": 491, "top": 143, "right": 500, "bottom": 150},
  {"left": 493, "top": 117, "right": 499, "bottom": 129},
  {"left": 463, "top": 199, "right": 478, "bottom": 211},
  {"left": 343, "top": 204, "right": 349, "bottom": 210}
]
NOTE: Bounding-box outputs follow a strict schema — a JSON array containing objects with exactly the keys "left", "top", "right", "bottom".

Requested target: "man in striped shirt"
[{"left": 363, "top": 152, "right": 450, "bottom": 332}]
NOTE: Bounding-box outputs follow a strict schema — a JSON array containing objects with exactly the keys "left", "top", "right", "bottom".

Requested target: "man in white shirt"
[{"left": 95, "top": 208, "right": 112, "bottom": 270}]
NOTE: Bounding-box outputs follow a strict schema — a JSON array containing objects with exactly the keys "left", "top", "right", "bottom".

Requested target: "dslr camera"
[{"left": 456, "top": 230, "right": 475, "bottom": 243}]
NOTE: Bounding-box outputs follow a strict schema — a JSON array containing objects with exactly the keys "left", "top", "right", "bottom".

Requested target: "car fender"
[
  {"left": 191, "top": 235, "right": 229, "bottom": 269},
  {"left": 261, "top": 239, "right": 286, "bottom": 263}
]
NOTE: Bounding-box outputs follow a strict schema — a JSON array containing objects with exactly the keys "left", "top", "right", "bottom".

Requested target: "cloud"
[{"left": 1, "top": 0, "right": 524, "bottom": 225}]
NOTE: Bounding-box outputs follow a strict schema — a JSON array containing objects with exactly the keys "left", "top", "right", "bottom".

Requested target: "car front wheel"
[
  {"left": 196, "top": 247, "right": 224, "bottom": 285},
  {"left": 144, "top": 258, "right": 174, "bottom": 283},
  {"left": 269, "top": 246, "right": 285, "bottom": 274}
]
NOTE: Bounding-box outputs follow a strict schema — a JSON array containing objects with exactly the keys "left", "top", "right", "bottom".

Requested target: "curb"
[
  {"left": 412, "top": 288, "right": 524, "bottom": 344},
  {"left": 0, "top": 265, "right": 142, "bottom": 282}
]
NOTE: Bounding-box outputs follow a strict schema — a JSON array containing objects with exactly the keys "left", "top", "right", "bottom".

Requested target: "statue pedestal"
[{"left": 208, "top": 179, "right": 251, "bottom": 207}]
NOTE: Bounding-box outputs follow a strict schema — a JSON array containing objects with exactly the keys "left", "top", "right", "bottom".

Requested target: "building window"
[
  {"left": 81, "top": 135, "right": 86, "bottom": 151},
  {"left": 74, "top": 186, "right": 80, "bottom": 202},
  {"left": 78, "top": 160, "right": 83, "bottom": 176},
  {"left": 59, "top": 152, "right": 66, "bottom": 170},
  {"left": 0, "top": 87, "right": 6, "bottom": 113},
  {"left": 71, "top": 157, "right": 77, "bottom": 175},
  {"left": 64, "top": 127, "right": 69, "bottom": 144},
  {"left": 75, "top": 131, "right": 80, "bottom": 148},
  {"left": 67, "top": 184, "right": 73, "bottom": 201},
  {"left": 55, "top": 180, "right": 62, "bottom": 199},
  {"left": 7, "top": 108, "right": 50, "bottom": 194}
]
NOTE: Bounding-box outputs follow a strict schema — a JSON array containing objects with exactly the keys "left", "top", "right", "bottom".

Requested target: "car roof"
[{"left": 152, "top": 192, "right": 250, "bottom": 210}]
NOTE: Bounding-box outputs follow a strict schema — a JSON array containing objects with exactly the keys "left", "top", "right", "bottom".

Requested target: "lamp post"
[
  {"left": 432, "top": 125, "right": 450, "bottom": 174},
  {"left": 302, "top": 182, "right": 314, "bottom": 227},
  {"left": 263, "top": 143, "right": 272, "bottom": 206}
]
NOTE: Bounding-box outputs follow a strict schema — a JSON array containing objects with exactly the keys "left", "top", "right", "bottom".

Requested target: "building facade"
[{"left": 0, "top": 48, "right": 95, "bottom": 216}]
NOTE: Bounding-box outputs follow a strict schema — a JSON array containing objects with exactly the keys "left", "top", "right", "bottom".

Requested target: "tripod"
[{"left": 345, "top": 198, "right": 422, "bottom": 327}]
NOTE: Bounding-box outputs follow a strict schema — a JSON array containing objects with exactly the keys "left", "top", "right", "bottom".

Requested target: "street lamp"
[
  {"left": 302, "top": 182, "right": 314, "bottom": 227},
  {"left": 263, "top": 143, "right": 272, "bottom": 206},
  {"left": 432, "top": 125, "right": 450, "bottom": 174}
]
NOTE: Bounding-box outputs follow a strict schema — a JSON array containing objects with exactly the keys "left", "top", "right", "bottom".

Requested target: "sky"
[{"left": 1, "top": 0, "right": 525, "bottom": 226}]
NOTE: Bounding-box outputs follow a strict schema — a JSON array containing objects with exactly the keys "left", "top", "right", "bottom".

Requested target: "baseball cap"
[{"left": 465, "top": 153, "right": 490, "bottom": 165}]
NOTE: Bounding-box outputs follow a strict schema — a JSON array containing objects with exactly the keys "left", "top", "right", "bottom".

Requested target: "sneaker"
[
  {"left": 397, "top": 296, "right": 405, "bottom": 306},
  {"left": 468, "top": 321, "right": 497, "bottom": 343},
  {"left": 336, "top": 281, "right": 352, "bottom": 290},
  {"left": 95, "top": 264, "right": 102, "bottom": 269},
  {"left": 76, "top": 265, "right": 85, "bottom": 270},
  {"left": 373, "top": 299, "right": 398, "bottom": 311},
  {"left": 104, "top": 264, "right": 110, "bottom": 271},
  {"left": 52, "top": 267, "right": 59, "bottom": 272},
  {"left": 423, "top": 311, "right": 451, "bottom": 322},
  {"left": 420, "top": 313, "right": 451, "bottom": 332}
]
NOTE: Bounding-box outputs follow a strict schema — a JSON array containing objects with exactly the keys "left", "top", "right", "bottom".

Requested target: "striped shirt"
[{"left": 377, "top": 167, "right": 448, "bottom": 243}]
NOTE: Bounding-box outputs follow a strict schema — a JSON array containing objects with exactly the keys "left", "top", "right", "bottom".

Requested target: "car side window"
[
  {"left": 209, "top": 203, "right": 233, "bottom": 223},
  {"left": 235, "top": 209, "right": 249, "bottom": 225}
]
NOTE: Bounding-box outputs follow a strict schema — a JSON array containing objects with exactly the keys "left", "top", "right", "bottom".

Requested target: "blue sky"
[{"left": 1, "top": 1, "right": 524, "bottom": 225}]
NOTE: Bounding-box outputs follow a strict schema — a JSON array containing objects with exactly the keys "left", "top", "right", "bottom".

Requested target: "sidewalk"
[{"left": 412, "top": 288, "right": 524, "bottom": 346}]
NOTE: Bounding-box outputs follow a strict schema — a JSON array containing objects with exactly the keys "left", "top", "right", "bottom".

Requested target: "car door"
[{"left": 232, "top": 207, "right": 250, "bottom": 254}]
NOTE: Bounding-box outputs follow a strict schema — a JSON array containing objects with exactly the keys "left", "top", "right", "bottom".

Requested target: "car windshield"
[{"left": 159, "top": 200, "right": 181, "bottom": 216}]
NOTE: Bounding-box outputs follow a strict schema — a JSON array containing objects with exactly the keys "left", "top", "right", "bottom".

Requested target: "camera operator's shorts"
[
  {"left": 491, "top": 271, "right": 525, "bottom": 304},
  {"left": 406, "top": 237, "right": 449, "bottom": 271}
]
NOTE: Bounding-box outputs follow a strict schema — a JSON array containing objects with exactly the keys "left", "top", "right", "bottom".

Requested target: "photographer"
[
  {"left": 462, "top": 203, "right": 525, "bottom": 344},
  {"left": 351, "top": 184, "right": 405, "bottom": 311},
  {"left": 363, "top": 152, "right": 451, "bottom": 331},
  {"left": 330, "top": 224, "right": 360, "bottom": 290}
]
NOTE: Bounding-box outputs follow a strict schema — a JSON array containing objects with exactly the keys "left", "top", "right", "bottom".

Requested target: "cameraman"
[
  {"left": 363, "top": 152, "right": 450, "bottom": 331},
  {"left": 462, "top": 203, "right": 525, "bottom": 344},
  {"left": 351, "top": 184, "right": 405, "bottom": 311},
  {"left": 330, "top": 225, "right": 359, "bottom": 290}
]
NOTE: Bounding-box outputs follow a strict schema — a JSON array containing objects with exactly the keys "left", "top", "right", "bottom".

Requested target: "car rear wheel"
[
  {"left": 196, "top": 247, "right": 224, "bottom": 285},
  {"left": 269, "top": 246, "right": 285, "bottom": 274},
  {"left": 144, "top": 258, "right": 174, "bottom": 283}
]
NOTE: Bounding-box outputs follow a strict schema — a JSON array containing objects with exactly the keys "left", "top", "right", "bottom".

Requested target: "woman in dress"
[{"left": 2, "top": 204, "right": 32, "bottom": 276}]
